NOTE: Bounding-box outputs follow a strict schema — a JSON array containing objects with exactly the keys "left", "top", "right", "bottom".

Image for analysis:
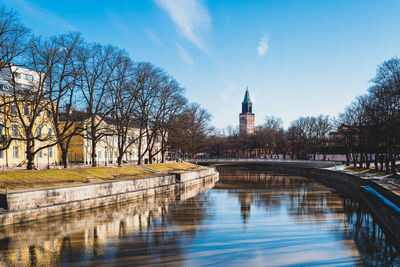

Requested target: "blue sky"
[{"left": 3, "top": 0, "right": 400, "bottom": 129}]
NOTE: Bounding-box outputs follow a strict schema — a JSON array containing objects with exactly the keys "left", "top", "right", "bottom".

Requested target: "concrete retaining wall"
[{"left": 0, "top": 167, "right": 219, "bottom": 226}]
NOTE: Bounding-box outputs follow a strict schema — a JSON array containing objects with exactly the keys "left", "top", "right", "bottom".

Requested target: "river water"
[{"left": 0, "top": 166, "right": 399, "bottom": 266}]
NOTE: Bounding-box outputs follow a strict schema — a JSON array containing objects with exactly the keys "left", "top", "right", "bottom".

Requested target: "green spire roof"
[{"left": 242, "top": 87, "right": 252, "bottom": 104}]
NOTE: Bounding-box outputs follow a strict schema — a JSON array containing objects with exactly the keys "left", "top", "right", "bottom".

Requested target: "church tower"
[{"left": 239, "top": 88, "right": 255, "bottom": 135}]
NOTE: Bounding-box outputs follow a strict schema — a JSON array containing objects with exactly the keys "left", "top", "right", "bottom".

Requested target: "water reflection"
[
  {"left": 0, "top": 168, "right": 398, "bottom": 266},
  {"left": 0, "top": 179, "right": 216, "bottom": 266},
  {"left": 218, "top": 166, "right": 400, "bottom": 266}
]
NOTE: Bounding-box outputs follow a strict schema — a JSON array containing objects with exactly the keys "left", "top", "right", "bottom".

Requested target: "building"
[
  {"left": 61, "top": 112, "right": 148, "bottom": 166},
  {"left": 0, "top": 65, "right": 58, "bottom": 168},
  {"left": 239, "top": 88, "right": 255, "bottom": 135}
]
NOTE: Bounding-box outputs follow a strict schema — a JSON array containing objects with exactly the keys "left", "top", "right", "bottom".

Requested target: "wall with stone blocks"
[
  {"left": 174, "top": 167, "right": 216, "bottom": 183},
  {"left": 4, "top": 174, "right": 176, "bottom": 211},
  {"left": 0, "top": 167, "right": 219, "bottom": 226}
]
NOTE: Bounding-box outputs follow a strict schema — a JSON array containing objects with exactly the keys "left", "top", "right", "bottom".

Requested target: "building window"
[
  {"left": 11, "top": 124, "right": 18, "bottom": 137},
  {"left": 0, "top": 125, "right": 3, "bottom": 136},
  {"left": 11, "top": 105, "right": 17, "bottom": 116},
  {"left": 47, "top": 127, "right": 52, "bottom": 138},
  {"left": 13, "top": 146, "right": 18, "bottom": 158},
  {"left": 46, "top": 110, "right": 51, "bottom": 119},
  {"left": 20, "top": 84, "right": 32, "bottom": 90},
  {"left": 110, "top": 151, "right": 113, "bottom": 159},
  {"left": 22, "top": 74, "right": 33, "bottom": 81},
  {"left": 98, "top": 151, "right": 101, "bottom": 158},
  {"left": 48, "top": 147, "right": 53, "bottom": 158},
  {"left": 23, "top": 106, "right": 29, "bottom": 117},
  {"left": 38, "top": 150, "right": 42, "bottom": 159},
  {"left": 0, "top": 150, "right": 3, "bottom": 159},
  {"left": 36, "top": 126, "right": 41, "bottom": 138}
]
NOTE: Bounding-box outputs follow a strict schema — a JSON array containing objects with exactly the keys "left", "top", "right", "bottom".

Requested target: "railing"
[{"left": 187, "top": 158, "right": 340, "bottom": 163}]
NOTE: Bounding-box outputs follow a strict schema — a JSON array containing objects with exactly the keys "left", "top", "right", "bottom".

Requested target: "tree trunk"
[
  {"left": 26, "top": 140, "right": 34, "bottom": 170},
  {"left": 91, "top": 139, "right": 96, "bottom": 167},
  {"left": 62, "top": 151, "right": 68, "bottom": 168},
  {"left": 390, "top": 153, "right": 396, "bottom": 175},
  {"left": 117, "top": 155, "right": 123, "bottom": 167},
  {"left": 161, "top": 150, "right": 166, "bottom": 163},
  {"left": 366, "top": 154, "right": 370, "bottom": 169},
  {"left": 59, "top": 144, "right": 68, "bottom": 168},
  {"left": 352, "top": 153, "right": 357, "bottom": 167},
  {"left": 385, "top": 152, "right": 390, "bottom": 173}
]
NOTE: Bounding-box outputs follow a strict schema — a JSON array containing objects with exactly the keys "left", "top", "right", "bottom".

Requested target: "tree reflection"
[
  {"left": 0, "top": 177, "right": 217, "bottom": 266},
  {"left": 218, "top": 166, "right": 400, "bottom": 266}
]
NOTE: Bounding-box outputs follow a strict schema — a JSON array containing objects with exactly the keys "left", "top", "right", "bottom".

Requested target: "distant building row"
[{"left": 0, "top": 66, "right": 160, "bottom": 168}]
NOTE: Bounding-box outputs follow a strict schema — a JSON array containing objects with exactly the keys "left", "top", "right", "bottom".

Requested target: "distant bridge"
[{"left": 188, "top": 158, "right": 338, "bottom": 169}]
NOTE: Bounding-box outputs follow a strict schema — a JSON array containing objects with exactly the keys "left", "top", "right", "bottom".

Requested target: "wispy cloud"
[
  {"left": 10, "top": 0, "right": 75, "bottom": 31},
  {"left": 107, "top": 11, "right": 130, "bottom": 32},
  {"left": 177, "top": 44, "right": 194, "bottom": 65},
  {"left": 257, "top": 35, "right": 269, "bottom": 56},
  {"left": 145, "top": 28, "right": 164, "bottom": 46},
  {"left": 154, "top": 0, "right": 211, "bottom": 51}
]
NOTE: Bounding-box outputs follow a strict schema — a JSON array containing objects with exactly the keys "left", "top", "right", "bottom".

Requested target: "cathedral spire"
[
  {"left": 242, "top": 87, "right": 252, "bottom": 105},
  {"left": 241, "top": 87, "right": 252, "bottom": 113}
]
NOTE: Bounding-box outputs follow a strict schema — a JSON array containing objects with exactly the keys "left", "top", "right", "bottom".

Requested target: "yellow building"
[
  {"left": 60, "top": 114, "right": 147, "bottom": 166},
  {"left": 0, "top": 66, "right": 58, "bottom": 168}
]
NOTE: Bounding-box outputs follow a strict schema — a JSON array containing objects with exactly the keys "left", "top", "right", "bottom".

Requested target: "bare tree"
[
  {"left": 0, "top": 6, "right": 30, "bottom": 69},
  {"left": 107, "top": 56, "right": 138, "bottom": 166},
  {"left": 76, "top": 43, "right": 122, "bottom": 166},
  {"left": 0, "top": 6, "right": 31, "bottom": 153},
  {"left": 288, "top": 115, "right": 331, "bottom": 160},
  {"left": 147, "top": 74, "right": 186, "bottom": 163},
  {"left": 167, "top": 103, "right": 212, "bottom": 157},
  {"left": 133, "top": 62, "right": 164, "bottom": 165},
  {"left": 46, "top": 32, "right": 84, "bottom": 168},
  {"left": 368, "top": 57, "right": 400, "bottom": 174},
  {"left": 4, "top": 36, "right": 60, "bottom": 169}
]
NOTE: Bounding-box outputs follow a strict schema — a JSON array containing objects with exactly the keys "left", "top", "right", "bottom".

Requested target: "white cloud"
[
  {"left": 10, "top": 0, "right": 75, "bottom": 31},
  {"left": 177, "top": 44, "right": 194, "bottom": 65},
  {"left": 154, "top": 0, "right": 211, "bottom": 51},
  {"left": 257, "top": 35, "right": 269, "bottom": 56}
]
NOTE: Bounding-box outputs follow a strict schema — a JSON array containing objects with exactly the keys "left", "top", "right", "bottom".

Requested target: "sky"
[{"left": 2, "top": 0, "right": 400, "bottom": 130}]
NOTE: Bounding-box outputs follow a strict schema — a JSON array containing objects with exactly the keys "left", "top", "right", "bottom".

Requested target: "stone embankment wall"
[
  {"left": 0, "top": 167, "right": 219, "bottom": 226},
  {"left": 0, "top": 176, "right": 218, "bottom": 251}
]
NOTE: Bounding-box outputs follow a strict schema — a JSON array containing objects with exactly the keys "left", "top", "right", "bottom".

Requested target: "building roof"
[{"left": 242, "top": 87, "right": 252, "bottom": 104}]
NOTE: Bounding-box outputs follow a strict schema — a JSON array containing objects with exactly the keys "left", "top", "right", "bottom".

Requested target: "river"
[{"left": 0, "top": 166, "right": 398, "bottom": 266}]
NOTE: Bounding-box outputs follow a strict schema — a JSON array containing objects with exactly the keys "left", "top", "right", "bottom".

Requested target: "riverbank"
[
  {"left": 0, "top": 163, "right": 218, "bottom": 226},
  {"left": 0, "top": 162, "right": 203, "bottom": 190}
]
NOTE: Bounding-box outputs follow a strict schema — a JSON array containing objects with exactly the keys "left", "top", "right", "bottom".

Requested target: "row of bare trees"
[
  {"left": 206, "top": 115, "right": 332, "bottom": 160},
  {"left": 0, "top": 6, "right": 211, "bottom": 169},
  {"left": 334, "top": 57, "right": 400, "bottom": 174}
]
